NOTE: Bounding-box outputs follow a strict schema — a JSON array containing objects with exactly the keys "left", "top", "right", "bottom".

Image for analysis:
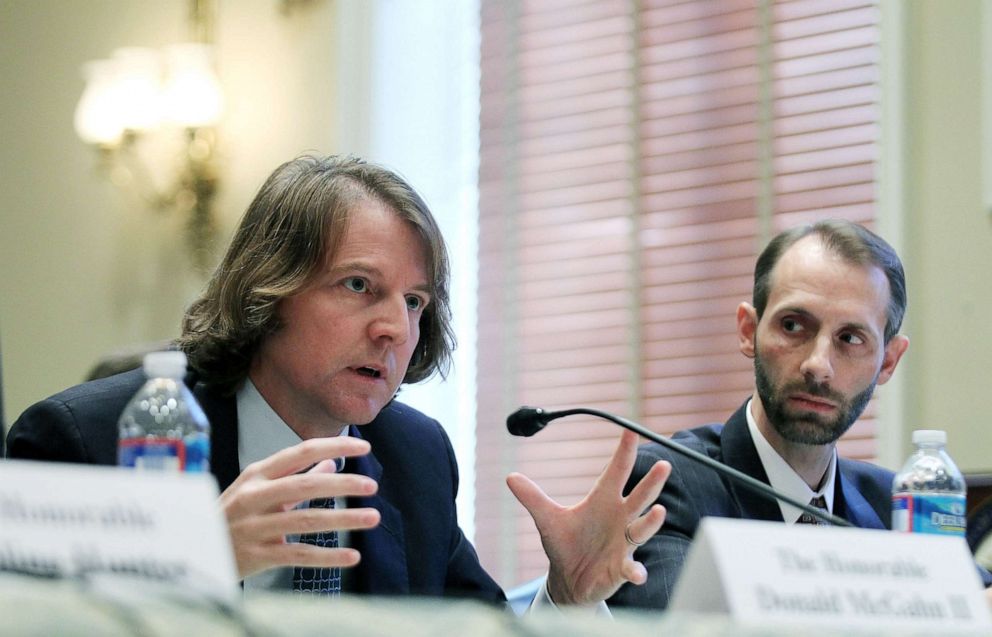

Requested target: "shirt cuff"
[{"left": 527, "top": 575, "right": 612, "bottom": 618}]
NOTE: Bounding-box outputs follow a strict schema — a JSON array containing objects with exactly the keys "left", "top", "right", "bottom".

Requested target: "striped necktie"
[{"left": 292, "top": 497, "right": 341, "bottom": 596}]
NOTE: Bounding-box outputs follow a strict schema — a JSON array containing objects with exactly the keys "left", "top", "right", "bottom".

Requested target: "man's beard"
[{"left": 753, "top": 349, "right": 876, "bottom": 446}]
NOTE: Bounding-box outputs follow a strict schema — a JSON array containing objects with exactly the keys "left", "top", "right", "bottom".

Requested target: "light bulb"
[
  {"left": 74, "top": 59, "right": 125, "bottom": 146},
  {"left": 110, "top": 47, "right": 164, "bottom": 131},
  {"left": 162, "top": 43, "right": 223, "bottom": 128}
]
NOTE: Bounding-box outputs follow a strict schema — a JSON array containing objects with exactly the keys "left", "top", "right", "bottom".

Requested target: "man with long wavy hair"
[{"left": 8, "top": 155, "right": 669, "bottom": 605}]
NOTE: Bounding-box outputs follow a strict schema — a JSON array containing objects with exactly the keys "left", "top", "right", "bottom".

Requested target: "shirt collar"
[
  {"left": 745, "top": 398, "right": 837, "bottom": 523},
  {"left": 236, "top": 378, "right": 304, "bottom": 471}
]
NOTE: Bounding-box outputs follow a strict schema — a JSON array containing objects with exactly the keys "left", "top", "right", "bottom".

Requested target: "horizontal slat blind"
[
  {"left": 476, "top": 0, "right": 637, "bottom": 585},
  {"left": 638, "top": 0, "right": 760, "bottom": 435},
  {"left": 769, "top": 0, "right": 880, "bottom": 458},
  {"left": 477, "top": 0, "right": 880, "bottom": 588}
]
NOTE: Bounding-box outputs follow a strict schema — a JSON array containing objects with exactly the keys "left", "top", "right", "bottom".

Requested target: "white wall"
[
  {"left": 888, "top": 0, "right": 992, "bottom": 473},
  {"left": 330, "top": 0, "right": 481, "bottom": 537},
  {"left": 0, "top": 0, "right": 340, "bottom": 425}
]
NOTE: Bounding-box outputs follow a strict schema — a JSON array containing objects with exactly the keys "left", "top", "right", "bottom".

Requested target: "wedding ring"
[{"left": 624, "top": 524, "right": 645, "bottom": 547}]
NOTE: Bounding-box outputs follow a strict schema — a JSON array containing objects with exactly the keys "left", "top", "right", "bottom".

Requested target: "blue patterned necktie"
[
  {"left": 292, "top": 497, "right": 341, "bottom": 596},
  {"left": 797, "top": 495, "right": 830, "bottom": 525}
]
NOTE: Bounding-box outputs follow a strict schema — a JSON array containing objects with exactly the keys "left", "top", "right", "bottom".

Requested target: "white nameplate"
[
  {"left": 670, "top": 517, "right": 991, "bottom": 631},
  {"left": 0, "top": 460, "right": 238, "bottom": 606}
]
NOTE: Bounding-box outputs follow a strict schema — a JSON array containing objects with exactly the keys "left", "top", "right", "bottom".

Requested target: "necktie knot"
[{"left": 796, "top": 495, "right": 830, "bottom": 525}]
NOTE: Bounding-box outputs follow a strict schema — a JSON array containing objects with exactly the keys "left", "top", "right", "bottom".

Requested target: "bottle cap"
[
  {"left": 912, "top": 429, "right": 947, "bottom": 445},
  {"left": 143, "top": 350, "right": 188, "bottom": 379}
]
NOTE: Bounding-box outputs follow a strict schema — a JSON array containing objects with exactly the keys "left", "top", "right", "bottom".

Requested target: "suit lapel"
[
  {"left": 835, "top": 461, "right": 886, "bottom": 529},
  {"left": 192, "top": 381, "right": 240, "bottom": 492},
  {"left": 721, "top": 404, "right": 784, "bottom": 522},
  {"left": 347, "top": 426, "right": 409, "bottom": 594}
]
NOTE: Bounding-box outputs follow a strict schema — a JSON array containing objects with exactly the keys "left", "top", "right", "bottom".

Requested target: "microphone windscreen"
[{"left": 506, "top": 407, "right": 546, "bottom": 437}]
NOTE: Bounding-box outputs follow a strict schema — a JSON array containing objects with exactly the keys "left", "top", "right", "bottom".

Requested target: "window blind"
[{"left": 476, "top": 0, "right": 880, "bottom": 587}]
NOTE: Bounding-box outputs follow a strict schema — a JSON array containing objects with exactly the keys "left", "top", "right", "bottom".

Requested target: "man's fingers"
[
  {"left": 597, "top": 430, "right": 641, "bottom": 490},
  {"left": 282, "top": 472, "right": 379, "bottom": 507},
  {"left": 270, "top": 544, "right": 363, "bottom": 569},
  {"left": 307, "top": 458, "right": 341, "bottom": 475},
  {"left": 252, "top": 437, "right": 372, "bottom": 481},
  {"left": 624, "top": 503, "right": 666, "bottom": 547},
  {"left": 234, "top": 506, "right": 381, "bottom": 541},
  {"left": 624, "top": 459, "right": 671, "bottom": 515},
  {"left": 620, "top": 559, "right": 648, "bottom": 586},
  {"left": 226, "top": 472, "right": 378, "bottom": 516},
  {"left": 506, "top": 472, "right": 561, "bottom": 526},
  {"left": 236, "top": 541, "right": 363, "bottom": 579},
  {"left": 225, "top": 438, "right": 377, "bottom": 579}
]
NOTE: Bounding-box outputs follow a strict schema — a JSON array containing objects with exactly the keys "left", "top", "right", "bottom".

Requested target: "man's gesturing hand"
[
  {"left": 507, "top": 429, "right": 670, "bottom": 606},
  {"left": 220, "top": 437, "right": 381, "bottom": 579}
]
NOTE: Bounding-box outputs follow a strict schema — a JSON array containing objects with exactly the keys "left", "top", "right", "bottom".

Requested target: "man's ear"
[
  {"left": 877, "top": 334, "right": 909, "bottom": 386},
  {"left": 737, "top": 302, "right": 758, "bottom": 359}
]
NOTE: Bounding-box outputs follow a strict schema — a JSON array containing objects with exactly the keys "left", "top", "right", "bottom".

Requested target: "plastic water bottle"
[
  {"left": 117, "top": 351, "right": 210, "bottom": 472},
  {"left": 892, "top": 429, "right": 966, "bottom": 535}
]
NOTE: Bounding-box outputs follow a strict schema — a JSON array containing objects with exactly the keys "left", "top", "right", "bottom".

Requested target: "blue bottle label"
[
  {"left": 183, "top": 432, "right": 211, "bottom": 473},
  {"left": 892, "top": 493, "right": 966, "bottom": 535},
  {"left": 119, "top": 435, "right": 210, "bottom": 473}
]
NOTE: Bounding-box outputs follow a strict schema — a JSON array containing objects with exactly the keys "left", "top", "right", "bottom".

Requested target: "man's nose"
[
  {"left": 799, "top": 335, "right": 834, "bottom": 384},
  {"left": 370, "top": 296, "right": 412, "bottom": 344}
]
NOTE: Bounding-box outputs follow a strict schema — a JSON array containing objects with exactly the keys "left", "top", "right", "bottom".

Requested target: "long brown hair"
[{"left": 178, "top": 155, "right": 454, "bottom": 392}]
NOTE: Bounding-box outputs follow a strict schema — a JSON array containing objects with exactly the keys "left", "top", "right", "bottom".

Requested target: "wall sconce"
[{"left": 74, "top": 42, "right": 223, "bottom": 273}]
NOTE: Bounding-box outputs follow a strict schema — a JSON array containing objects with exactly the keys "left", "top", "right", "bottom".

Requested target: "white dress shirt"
[
  {"left": 236, "top": 379, "right": 347, "bottom": 594},
  {"left": 744, "top": 398, "right": 837, "bottom": 523}
]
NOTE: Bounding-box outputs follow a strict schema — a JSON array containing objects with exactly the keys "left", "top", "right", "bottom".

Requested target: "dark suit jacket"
[
  {"left": 5, "top": 368, "right": 504, "bottom": 603},
  {"left": 607, "top": 402, "right": 991, "bottom": 610}
]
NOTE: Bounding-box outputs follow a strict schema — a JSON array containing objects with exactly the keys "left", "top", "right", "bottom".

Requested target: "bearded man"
[{"left": 606, "top": 219, "right": 963, "bottom": 610}]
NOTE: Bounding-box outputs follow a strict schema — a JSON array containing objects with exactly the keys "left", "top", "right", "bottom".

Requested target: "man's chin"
[
  {"left": 776, "top": 414, "right": 847, "bottom": 446},
  {"left": 344, "top": 409, "right": 383, "bottom": 427},
  {"left": 325, "top": 384, "right": 402, "bottom": 426},
  {"left": 316, "top": 401, "right": 381, "bottom": 430}
]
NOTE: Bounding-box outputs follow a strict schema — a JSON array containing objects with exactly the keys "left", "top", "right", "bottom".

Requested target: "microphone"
[
  {"left": 506, "top": 406, "right": 554, "bottom": 437},
  {"left": 506, "top": 405, "right": 851, "bottom": 527}
]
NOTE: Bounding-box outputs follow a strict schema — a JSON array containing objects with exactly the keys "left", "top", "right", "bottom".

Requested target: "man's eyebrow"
[
  {"left": 777, "top": 306, "right": 815, "bottom": 320},
  {"left": 840, "top": 320, "right": 874, "bottom": 335},
  {"left": 329, "top": 262, "right": 381, "bottom": 278}
]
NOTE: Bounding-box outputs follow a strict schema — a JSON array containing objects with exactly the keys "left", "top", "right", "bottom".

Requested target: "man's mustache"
[{"left": 783, "top": 379, "right": 843, "bottom": 403}]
